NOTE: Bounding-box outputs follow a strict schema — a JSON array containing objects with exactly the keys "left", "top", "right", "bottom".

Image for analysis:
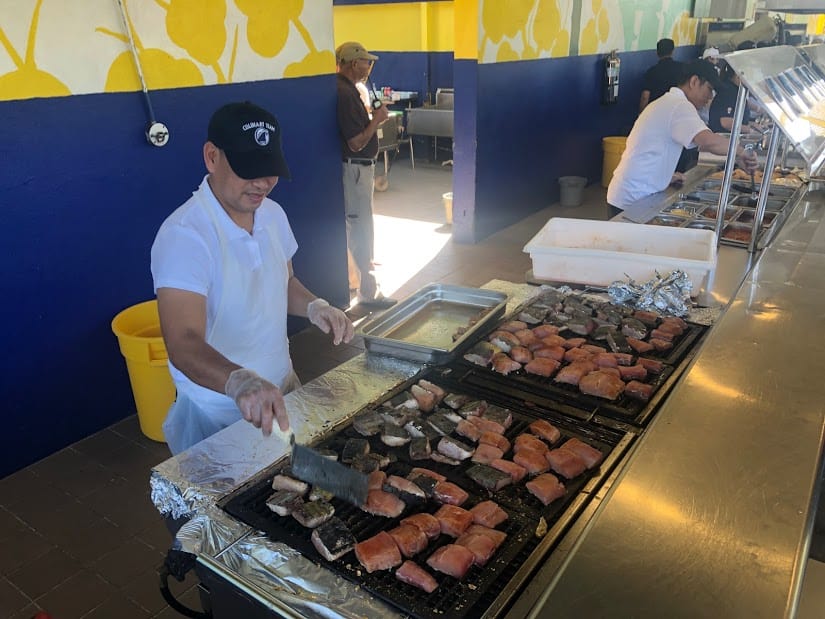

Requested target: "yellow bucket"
[
  {"left": 443, "top": 192, "right": 453, "bottom": 224},
  {"left": 111, "top": 300, "right": 175, "bottom": 442},
  {"left": 602, "top": 136, "right": 627, "bottom": 188}
]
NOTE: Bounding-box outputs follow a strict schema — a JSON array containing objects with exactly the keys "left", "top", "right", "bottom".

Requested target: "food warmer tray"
[
  {"left": 358, "top": 284, "right": 508, "bottom": 363},
  {"left": 447, "top": 292, "right": 709, "bottom": 428},
  {"left": 220, "top": 374, "right": 631, "bottom": 619}
]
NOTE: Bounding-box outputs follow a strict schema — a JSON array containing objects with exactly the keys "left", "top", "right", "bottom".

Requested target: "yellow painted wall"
[{"left": 333, "top": 1, "right": 453, "bottom": 52}]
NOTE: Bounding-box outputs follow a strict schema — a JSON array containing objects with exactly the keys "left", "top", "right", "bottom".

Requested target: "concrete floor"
[{"left": 1, "top": 157, "right": 823, "bottom": 618}]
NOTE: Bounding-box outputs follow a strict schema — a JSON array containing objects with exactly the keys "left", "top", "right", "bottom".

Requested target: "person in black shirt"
[
  {"left": 639, "top": 38, "right": 684, "bottom": 113},
  {"left": 708, "top": 61, "right": 756, "bottom": 134}
]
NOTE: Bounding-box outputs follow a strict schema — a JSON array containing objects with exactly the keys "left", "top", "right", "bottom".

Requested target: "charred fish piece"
[
  {"left": 427, "top": 412, "right": 458, "bottom": 436},
  {"left": 409, "top": 437, "right": 432, "bottom": 461},
  {"left": 430, "top": 451, "right": 461, "bottom": 466},
  {"left": 481, "top": 404, "right": 513, "bottom": 429},
  {"left": 466, "top": 463, "right": 513, "bottom": 492},
  {"left": 437, "top": 408, "right": 463, "bottom": 424},
  {"left": 459, "top": 400, "right": 488, "bottom": 418},
  {"left": 592, "top": 325, "right": 618, "bottom": 341},
  {"left": 381, "top": 421, "right": 411, "bottom": 447},
  {"left": 272, "top": 474, "right": 309, "bottom": 495},
  {"left": 310, "top": 485, "right": 335, "bottom": 502},
  {"left": 352, "top": 411, "right": 384, "bottom": 437},
  {"left": 311, "top": 517, "right": 356, "bottom": 561},
  {"left": 404, "top": 419, "right": 441, "bottom": 441},
  {"left": 443, "top": 392, "right": 474, "bottom": 411},
  {"left": 383, "top": 475, "right": 427, "bottom": 503},
  {"left": 341, "top": 438, "right": 370, "bottom": 464},
  {"left": 621, "top": 318, "right": 648, "bottom": 340},
  {"left": 566, "top": 311, "right": 596, "bottom": 336},
  {"left": 464, "top": 341, "right": 500, "bottom": 367},
  {"left": 518, "top": 307, "right": 546, "bottom": 325},
  {"left": 380, "top": 408, "right": 413, "bottom": 427},
  {"left": 407, "top": 472, "right": 438, "bottom": 498},
  {"left": 349, "top": 454, "right": 380, "bottom": 474},
  {"left": 292, "top": 500, "right": 335, "bottom": 528},
  {"left": 606, "top": 330, "right": 632, "bottom": 354},
  {"left": 437, "top": 436, "right": 475, "bottom": 460},
  {"left": 266, "top": 490, "right": 303, "bottom": 516}
]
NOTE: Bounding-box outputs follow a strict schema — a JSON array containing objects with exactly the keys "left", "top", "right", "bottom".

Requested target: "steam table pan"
[{"left": 358, "top": 283, "right": 508, "bottom": 363}]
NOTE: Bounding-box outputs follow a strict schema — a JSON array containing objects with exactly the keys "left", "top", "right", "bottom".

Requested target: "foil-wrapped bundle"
[{"left": 607, "top": 270, "right": 693, "bottom": 316}]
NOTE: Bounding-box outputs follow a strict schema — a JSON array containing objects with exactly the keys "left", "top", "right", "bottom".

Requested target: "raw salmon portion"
[
  {"left": 660, "top": 316, "right": 687, "bottom": 332},
  {"left": 401, "top": 512, "right": 442, "bottom": 540},
  {"left": 514, "top": 433, "right": 549, "bottom": 454},
  {"left": 539, "top": 334, "right": 567, "bottom": 348},
  {"left": 355, "top": 531, "right": 402, "bottom": 573},
  {"left": 396, "top": 560, "right": 438, "bottom": 593},
  {"left": 513, "top": 448, "right": 550, "bottom": 474},
  {"left": 533, "top": 345, "right": 565, "bottom": 362},
  {"left": 426, "top": 544, "right": 475, "bottom": 579},
  {"left": 433, "top": 481, "right": 469, "bottom": 506},
  {"left": 499, "top": 320, "right": 528, "bottom": 333},
  {"left": 388, "top": 524, "right": 429, "bottom": 558},
  {"left": 599, "top": 367, "right": 622, "bottom": 379},
  {"left": 524, "top": 357, "right": 560, "bottom": 377},
  {"left": 625, "top": 380, "right": 654, "bottom": 402},
  {"left": 559, "top": 438, "right": 604, "bottom": 468},
  {"left": 618, "top": 364, "right": 647, "bottom": 381},
  {"left": 513, "top": 329, "right": 539, "bottom": 347},
  {"left": 564, "top": 347, "right": 593, "bottom": 363},
  {"left": 510, "top": 345, "right": 533, "bottom": 364},
  {"left": 363, "top": 490, "right": 406, "bottom": 518},
  {"left": 417, "top": 379, "right": 446, "bottom": 404},
  {"left": 626, "top": 337, "right": 654, "bottom": 354},
  {"left": 650, "top": 328, "right": 675, "bottom": 342},
  {"left": 649, "top": 338, "right": 672, "bottom": 352},
  {"left": 561, "top": 337, "right": 587, "bottom": 349},
  {"left": 633, "top": 309, "right": 660, "bottom": 324},
  {"left": 410, "top": 384, "right": 437, "bottom": 412},
  {"left": 578, "top": 370, "right": 625, "bottom": 400},
  {"left": 532, "top": 324, "right": 560, "bottom": 338},
  {"left": 581, "top": 344, "right": 607, "bottom": 355},
  {"left": 546, "top": 448, "right": 588, "bottom": 479},
  {"left": 637, "top": 358, "right": 664, "bottom": 374},
  {"left": 435, "top": 504, "right": 474, "bottom": 537},
  {"left": 614, "top": 352, "right": 634, "bottom": 366},
  {"left": 471, "top": 443, "right": 504, "bottom": 464},
  {"left": 472, "top": 417, "right": 506, "bottom": 435},
  {"left": 555, "top": 361, "right": 597, "bottom": 386},
  {"left": 368, "top": 470, "right": 387, "bottom": 491},
  {"left": 491, "top": 352, "right": 521, "bottom": 375},
  {"left": 593, "top": 352, "right": 618, "bottom": 368},
  {"left": 525, "top": 473, "right": 566, "bottom": 505},
  {"left": 384, "top": 475, "right": 426, "bottom": 502},
  {"left": 490, "top": 458, "right": 528, "bottom": 483},
  {"left": 455, "top": 532, "right": 497, "bottom": 566},
  {"left": 529, "top": 419, "right": 561, "bottom": 444},
  {"left": 456, "top": 419, "right": 482, "bottom": 442},
  {"left": 470, "top": 500, "right": 509, "bottom": 528},
  {"left": 461, "top": 524, "right": 507, "bottom": 549},
  {"left": 479, "top": 431, "right": 511, "bottom": 454}
]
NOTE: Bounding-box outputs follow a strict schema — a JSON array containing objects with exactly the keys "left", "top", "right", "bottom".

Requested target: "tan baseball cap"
[{"left": 336, "top": 41, "right": 378, "bottom": 63}]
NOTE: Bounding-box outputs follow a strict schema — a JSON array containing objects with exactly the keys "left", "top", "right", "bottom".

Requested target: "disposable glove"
[
  {"left": 307, "top": 298, "right": 354, "bottom": 345},
  {"left": 225, "top": 368, "right": 289, "bottom": 437}
]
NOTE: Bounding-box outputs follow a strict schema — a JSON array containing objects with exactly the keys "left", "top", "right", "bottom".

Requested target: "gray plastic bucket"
[{"left": 559, "top": 176, "right": 587, "bottom": 207}]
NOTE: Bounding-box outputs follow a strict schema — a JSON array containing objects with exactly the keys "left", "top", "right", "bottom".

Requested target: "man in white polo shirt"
[
  {"left": 608, "top": 60, "right": 757, "bottom": 217},
  {"left": 151, "top": 102, "right": 354, "bottom": 454}
]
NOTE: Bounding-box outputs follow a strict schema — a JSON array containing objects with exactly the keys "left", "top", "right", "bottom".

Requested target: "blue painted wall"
[
  {"left": 0, "top": 76, "right": 348, "bottom": 477},
  {"left": 454, "top": 45, "right": 700, "bottom": 242},
  {"left": 367, "top": 51, "right": 453, "bottom": 105}
]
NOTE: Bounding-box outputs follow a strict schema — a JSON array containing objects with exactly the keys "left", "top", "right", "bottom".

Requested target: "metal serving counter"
[
  {"left": 150, "top": 183, "right": 825, "bottom": 617},
  {"left": 509, "top": 181, "right": 825, "bottom": 618}
]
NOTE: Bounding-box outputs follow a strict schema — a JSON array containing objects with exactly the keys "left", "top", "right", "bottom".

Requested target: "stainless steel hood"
[{"left": 762, "top": 0, "right": 824, "bottom": 13}]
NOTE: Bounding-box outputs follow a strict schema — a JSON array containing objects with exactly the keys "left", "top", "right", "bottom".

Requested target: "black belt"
[{"left": 343, "top": 157, "right": 376, "bottom": 166}]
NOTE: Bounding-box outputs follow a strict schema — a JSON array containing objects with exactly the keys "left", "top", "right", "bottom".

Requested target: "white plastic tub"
[{"left": 523, "top": 218, "right": 716, "bottom": 293}]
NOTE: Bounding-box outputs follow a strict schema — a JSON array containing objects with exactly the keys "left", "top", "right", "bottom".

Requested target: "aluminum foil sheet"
[
  {"left": 608, "top": 270, "right": 693, "bottom": 317},
  {"left": 209, "top": 531, "right": 402, "bottom": 619},
  {"left": 174, "top": 504, "right": 251, "bottom": 557},
  {"left": 151, "top": 353, "right": 420, "bottom": 519}
]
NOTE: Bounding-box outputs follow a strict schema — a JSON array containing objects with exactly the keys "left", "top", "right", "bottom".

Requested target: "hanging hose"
[{"left": 113, "top": 0, "right": 169, "bottom": 146}]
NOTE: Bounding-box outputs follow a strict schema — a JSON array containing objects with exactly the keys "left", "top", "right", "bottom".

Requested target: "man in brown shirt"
[{"left": 336, "top": 41, "right": 394, "bottom": 308}]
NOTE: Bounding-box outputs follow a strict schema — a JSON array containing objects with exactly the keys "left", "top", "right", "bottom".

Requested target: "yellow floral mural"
[
  {"left": 0, "top": 0, "right": 69, "bottom": 101},
  {"left": 579, "top": 0, "right": 610, "bottom": 55},
  {"left": 480, "top": 0, "right": 572, "bottom": 63}
]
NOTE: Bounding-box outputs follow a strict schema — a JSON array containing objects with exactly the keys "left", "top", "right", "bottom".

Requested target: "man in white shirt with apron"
[
  {"left": 608, "top": 60, "right": 758, "bottom": 218},
  {"left": 151, "top": 102, "right": 354, "bottom": 454}
]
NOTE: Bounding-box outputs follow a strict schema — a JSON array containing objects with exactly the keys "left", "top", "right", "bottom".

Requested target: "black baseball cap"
[
  {"left": 207, "top": 102, "right": 291, "bottom": 180},
  {"left": 683, "top": 59, "right": 722, "bottom": 91}
]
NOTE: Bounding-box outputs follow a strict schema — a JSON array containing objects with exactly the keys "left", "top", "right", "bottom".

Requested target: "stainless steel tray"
[{"left": 357, "top": 283, "right": 508, "bottom": 363}]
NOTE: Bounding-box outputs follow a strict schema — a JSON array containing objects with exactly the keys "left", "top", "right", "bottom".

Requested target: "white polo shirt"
[{"left": 607, "top": 87, "right": 709, "bottom": 209}]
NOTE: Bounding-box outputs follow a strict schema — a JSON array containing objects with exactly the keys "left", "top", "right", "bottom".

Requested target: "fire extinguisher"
[{"left": 603, "top": 49, "right": 620, "bottom": 105}]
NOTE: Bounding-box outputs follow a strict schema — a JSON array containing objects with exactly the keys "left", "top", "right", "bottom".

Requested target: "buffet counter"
[{"left": 150, "top": 182, "right": 825, "bottom": 618}]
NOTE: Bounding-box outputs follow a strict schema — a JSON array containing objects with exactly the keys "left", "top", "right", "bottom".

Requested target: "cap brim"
[{"left": 224, "top": 149, "right": 291, "bottom": 181}]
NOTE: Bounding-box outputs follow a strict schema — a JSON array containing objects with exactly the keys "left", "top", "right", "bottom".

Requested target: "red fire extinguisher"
[{"left": 603, "top": 49, "right": 620, "bottom": 105}]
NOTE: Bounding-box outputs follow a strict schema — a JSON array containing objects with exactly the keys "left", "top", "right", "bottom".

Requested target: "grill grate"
[{"left": 222, "top": 383, "right": 623, "bottom": 619}]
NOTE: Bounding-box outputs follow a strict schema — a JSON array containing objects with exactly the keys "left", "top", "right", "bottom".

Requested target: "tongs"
[{"left": 744, "top": 143, "right": 758, "bottom": 206}]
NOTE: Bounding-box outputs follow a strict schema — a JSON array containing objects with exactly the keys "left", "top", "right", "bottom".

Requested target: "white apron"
[{"left": 163, "top": 189, "right": 299, "bottom": 454}]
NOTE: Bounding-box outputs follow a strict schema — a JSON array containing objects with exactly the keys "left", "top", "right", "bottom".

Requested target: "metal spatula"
[{"left": 287, "top": 432, "right": 369, "bottom": 507}]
